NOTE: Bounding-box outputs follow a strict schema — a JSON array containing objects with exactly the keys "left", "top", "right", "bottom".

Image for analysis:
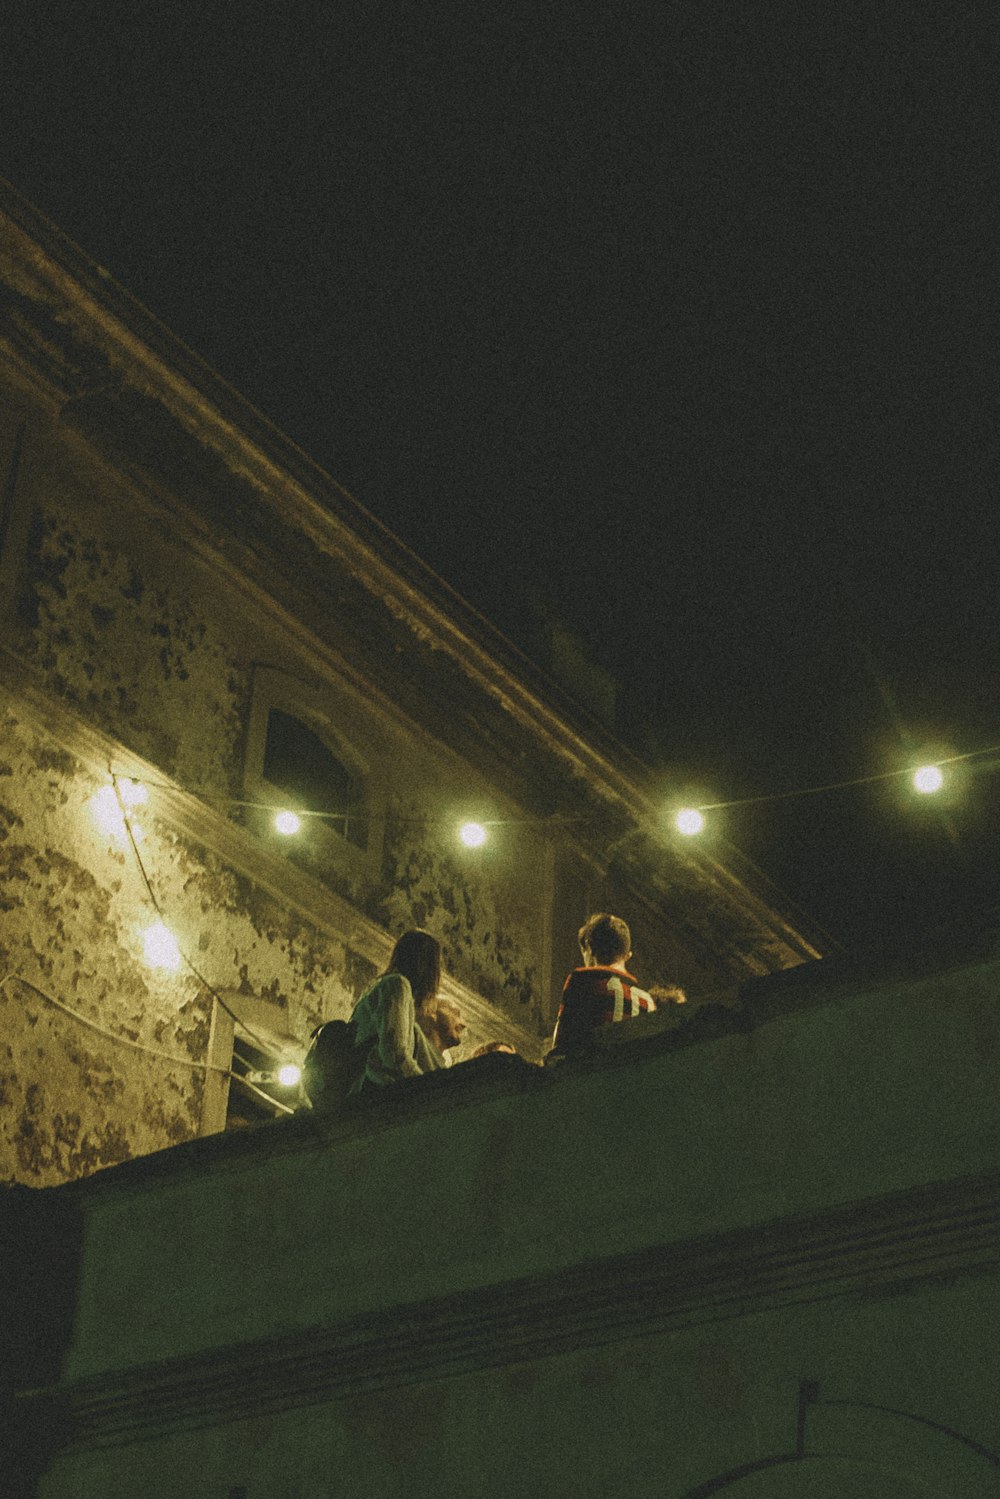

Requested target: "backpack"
[{"left": 301, "top": 1019, "right": 365, "bottom": 1111}]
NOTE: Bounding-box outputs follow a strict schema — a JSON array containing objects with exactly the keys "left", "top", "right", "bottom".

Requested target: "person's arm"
[
  {"left": 551, "top": 970, "right": 594, "bottom": 1055},
  {"left": 376, "top": 973, "right": 424, "bottom": 1079}
]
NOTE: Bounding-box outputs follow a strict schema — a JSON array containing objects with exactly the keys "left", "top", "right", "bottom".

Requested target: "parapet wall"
[{"left": 8, "top": 947, "right": 1000, "bottom": 1496}]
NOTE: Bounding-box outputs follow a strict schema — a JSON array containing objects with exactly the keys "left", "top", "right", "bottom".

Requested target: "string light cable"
[
  {"left": 62, "top": 737, "right": 1000, "bottom": 1098},
  {"left": 0, "top": 972, "right": 295, "bottom": 1115},
  {"left": 107, "top": 773, "right": 589, "bottom": 834},
  {"left": 689, "top": 742, "right": 1000, "bottom": 814},
  {"left": 110, "top": 771, "right": 296, "bottom": 1067},
  {"left": 111, "top": 740, "right": 1000, "bottom": 839}
]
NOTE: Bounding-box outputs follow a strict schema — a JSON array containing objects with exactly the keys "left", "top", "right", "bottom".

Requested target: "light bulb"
[
  {"left": 675, "top": 808, "right": 705, "bottom": 836},
  {"left": 913, "top": 765, "right": 943, "bottom": 795},
  {"left": 143, "top": 921, "right": 182, "bottom": 972}
]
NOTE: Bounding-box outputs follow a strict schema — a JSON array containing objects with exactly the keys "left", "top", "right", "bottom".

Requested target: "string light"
[
  {"left": 674, "top": 808, "right": 705, "bottom": 837},
  {"left": 10, "top": 720, "right": 995, "bottom": 1117},
  {"left": 142, "top": 921, "right": 182, "bottom": 972},
  {"left": 90, "top": 781, "right": 147, "bottom": 844},
  {"left": 108, "top": 773, "right": 303, "bottom": 1060},
  {"left": 912, "top": 765, "right": 944, "bottom": 794}
]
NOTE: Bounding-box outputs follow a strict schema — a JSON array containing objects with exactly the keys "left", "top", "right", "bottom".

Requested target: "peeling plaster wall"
[
  {"left": 20, "top": 456, "right": 249, "bottom": 798},
  {"left": 0, "top": 235, "right": 819, "bottom": 1189},
  {"left": 0, "top": 388, "right": 564, "bottom": 1184},
  {"left": 0, "top": 708, "right": 210, "bottom": 1185},
  {"left": 0, "top": 701, "right": 396, "bottom": 1188},
  {"left": 11, "top": 411, "right": 563, "bottom": 1006}
]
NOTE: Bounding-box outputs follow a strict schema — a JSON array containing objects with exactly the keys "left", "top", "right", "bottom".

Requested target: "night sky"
[{"left": 4, "top": 3, "right": 1000, "bottom": 953}]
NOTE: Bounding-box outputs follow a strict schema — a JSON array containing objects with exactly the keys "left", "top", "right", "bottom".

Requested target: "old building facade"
[{"left": 0, "top": 180, "right": 821, "bottom": 1190}]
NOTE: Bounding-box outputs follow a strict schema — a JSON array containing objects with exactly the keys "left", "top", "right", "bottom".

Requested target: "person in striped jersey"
[{"left": 550, "top": 912, "right": 681, "bottom": 1058}]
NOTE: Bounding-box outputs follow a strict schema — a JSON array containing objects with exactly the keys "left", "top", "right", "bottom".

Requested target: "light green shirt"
[{"left": 350, "top": 972, "right": 443, "bottom": 1090}]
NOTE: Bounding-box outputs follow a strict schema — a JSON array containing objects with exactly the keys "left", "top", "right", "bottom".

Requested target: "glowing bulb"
[
  {"left": 91, "top": 783, "right": 147, "bottom": 844},
  {"left": 277, "top": 1063, "right": 302, "bottom": 1088},
  {"left": 459, "top": 821, "right": 488, "bottom": 848},
  {"left": 91, "top": 786, "right": 126, "bottom": 839},
  {"left": 274, "top": 810, "right": 301, "bottom": 836},
  {"left": 913, "top": 765, "right": 944, "bottom": 794},
  {"left": 143, "top": 921, "right": 182, "bottom": 972},
  {"left": 675, "top": 808, "right": 705, "bottom": 836}
]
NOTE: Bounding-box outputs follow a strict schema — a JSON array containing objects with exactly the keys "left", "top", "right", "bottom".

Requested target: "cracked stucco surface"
[
  {"left": 25, "top": 491, "right": 247, "bottom": 795},
  {"left": 0, "top": 708, "right": 376, "bottom": 1186}
]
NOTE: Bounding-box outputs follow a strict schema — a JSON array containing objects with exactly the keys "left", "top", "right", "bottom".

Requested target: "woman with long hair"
[{"left": 349, "top": 929, "right": 445, "bottom": 1092}]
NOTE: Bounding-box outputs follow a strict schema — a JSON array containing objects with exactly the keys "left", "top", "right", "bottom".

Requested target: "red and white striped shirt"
[{"left": 552, "top": 965, "right": 656, "bottom": 1055}]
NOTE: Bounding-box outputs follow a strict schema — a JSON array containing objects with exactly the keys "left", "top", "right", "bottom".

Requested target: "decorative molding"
[{"left": 25, "top": 1166, "right": 1000, "bottom": 1454}]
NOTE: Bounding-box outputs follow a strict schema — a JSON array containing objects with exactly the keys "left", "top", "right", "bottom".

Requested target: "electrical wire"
[
  {"left": 693, "top": 742, "right": 1000, "bottom": 812},
  {"left": 112, "top": 772, "right": 280, "bottom": 1058},
  {"left": 0, "top": 972, "right": 223, "bottom": 1071},
  {"left": 112, "top": 739, "right": 1000, "bottom": 825},
  {"left": 0, "top": 972, "right": 297, "bottom": 1116},
  {"left": 111, "top": 772, "right": 586, "bottom": 828}
]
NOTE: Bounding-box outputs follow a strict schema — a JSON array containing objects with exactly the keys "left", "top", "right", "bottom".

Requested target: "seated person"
[
  {"left": 550, "top": 912, "right": 677, "bottom": 1058},
  {"left": 350, "top": 928, "right": 446, "bottom": 1093},
  {"left": 416, "top": 996, "right": 467, "bottom": 1068}
]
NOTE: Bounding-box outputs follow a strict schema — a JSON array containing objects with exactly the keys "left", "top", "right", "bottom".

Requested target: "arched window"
[{"left": 262, "top": 708, "right": 366, "bottom": 849}]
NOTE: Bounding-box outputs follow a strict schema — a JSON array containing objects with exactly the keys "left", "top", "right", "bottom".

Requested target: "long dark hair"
[{"left": 386, "top": 929, "right": 442, "bottom": 1007}]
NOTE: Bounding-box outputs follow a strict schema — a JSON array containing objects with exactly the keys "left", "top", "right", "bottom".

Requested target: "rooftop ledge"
[
  {"left": 6, "top": 937, "right": 1000, "bottom": 1403},
  {"left": 35, "top": 934, "right": 1000, "bottom": 1203}
]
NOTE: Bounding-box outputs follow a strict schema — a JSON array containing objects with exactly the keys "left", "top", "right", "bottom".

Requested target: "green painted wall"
[{"left": 13, "top": 951, "right": 1000, "bottom": 1496}]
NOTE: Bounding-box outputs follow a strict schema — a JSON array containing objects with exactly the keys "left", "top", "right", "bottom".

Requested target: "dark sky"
[{"left": 4, "top": 2, "right": 1000, "bottom": 951}]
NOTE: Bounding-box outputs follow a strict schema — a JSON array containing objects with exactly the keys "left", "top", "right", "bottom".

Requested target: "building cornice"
[{"left": 0, "top": 179, "right": 824, "bottom": 968}]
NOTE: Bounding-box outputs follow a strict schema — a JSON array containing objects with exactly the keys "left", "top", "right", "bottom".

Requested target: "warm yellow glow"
[
  {"left": 91, "top": 786, "right": 126, "bottom": 838},
  {"left": 91, "top": 783, "right": 147, "bottom": 844},
  {"left": 675, "top": 807, "right": 705, "bottom": 836},
  {"left": 274, "top": 810, "right": 302, "bottom": 836},
  {"left": 913, "top": 765, "right": 944, "bottom": 794},
  {"left": 142, "top": 921, "right": 182, "bottom": 972},
  {"left": 459, "top": 821, "right": 488, "bottom": 848},
  {"left": 277, "top": 1063, "right": 302, "bottom": 1088}
]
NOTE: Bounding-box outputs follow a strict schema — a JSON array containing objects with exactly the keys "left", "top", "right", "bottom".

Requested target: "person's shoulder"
[
  {"left": 562, "top": 966, "right": 613, "bottom": 996},
  {"left": 358, "top": 971, "right": 411, "bottom": 1007}
]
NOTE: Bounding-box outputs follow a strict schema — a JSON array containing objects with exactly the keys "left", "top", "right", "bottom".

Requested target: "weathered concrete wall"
[
  {"left": 34, "top": 1277, "right": 1000, "bottom": 1498},
  {"left": 24, "top": 472, "right": 249, "bottom": 796},
  {"left": 377, "top": 796, "right": 546, "bottom": 1028},
  {"left": 1, "top": 354, "right": 759, "bottom": 1177},
  {"left": 0, "top": 387, "right": 573, "bottom": 1186},
  {"left": 0, "top": 193, "right": 825, "bottom": 1196},
  {"left": 0, "top": 705, "right": 208, "bottom": 1184},
  {"left": 0, "top": 698, "right": 379, "bottom": 1186},
  {"left": 13, "top": 950, "right": 1000, "bottom": 1497}
]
